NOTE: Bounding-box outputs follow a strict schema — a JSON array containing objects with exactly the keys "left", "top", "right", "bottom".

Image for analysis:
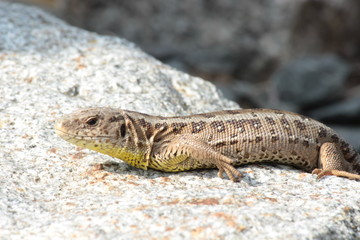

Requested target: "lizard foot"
[
  {"left": 217, "top": 161, "right": 243, "bottom": 182},
  {"left": 312, "top": 168, "right": 360, "bottom": 180}
]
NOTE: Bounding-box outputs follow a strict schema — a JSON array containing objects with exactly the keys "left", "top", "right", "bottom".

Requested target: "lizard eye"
[{"left": 85, "top": 117, "right": 99, "bottom": 126}]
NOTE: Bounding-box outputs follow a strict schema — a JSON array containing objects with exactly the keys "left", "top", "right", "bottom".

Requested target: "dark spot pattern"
[
  {"left": 214, "top": 141, "right": 227, "bottom": 148},
  {"left": 303, "top": 139, "right": 310, "bottom": 148},
  {"left": 294, "top": 120, "right": 306, "bottom": 131},
  {"left": 138, "top": 118, "right": 151, "bottom": 129},
  {"left": 251, "top": 112, "right": 258, "bottom": 118},
  {"left": 203, "top": 114, "right": 216, "bottom": 118},
  {"left": 271, "top": 136, "right": 279, "bottom": 142},
  {"left": 353, "top": 164, "right": 360, "bottom": 173},
  {"left": 318, "top": 127, "right": 327, "bottom": 138},
  {"left": 255, "top": 136, "right": 263, "bottom": 143},
  {"left": 179, "top": 116, "right": 192, "bottom": 120},
  {"left": 341, "top": 142, "right": 349, "bottom": 149},
  {"left": 171, "top": 122, "right": 187, "bottom": 134},
  {"left": 280, "top": 118, "right": 290, "bottom": 128},
  {"left": 191, "top": 121, "right": 206, "bottom": 134},
  {"left": 331, "top": 134, "right": 339, "bottom": 143},
  {"left": 270, "top": 129, "right": 276, "bottom": 135},
  {"left": 155, "top": 122, "right": 168, "bottom": 130},
  {"left": 109, "top": 115, "right": 124, "bottom": 122},
  {"left": 265, "top": 117, "right": 276, "bottom": 126},
  {"left": 340, "top": 142, "right": 351, "bottom": 155},
  {"left": 249, "top": 119, "right": 262, "bottom": 129},
  {"left": 346, "top": 153, "right": 357, "bottom": 163},
  {"left": 342, "top": 147, "right": 351, "bottom": 155},
  {"left": 227, "top": 120, "right": 245, "bottom": 133},
  {"left": 294, "top": 138, "right": 300, "bottom": 144},
  {"left": 230, "top": 140, "right": 239, "bottom": 145},
  {"left": 145, "top": 128, "right": 154, "bottom": 139},
  {"left": 210, "top": 121, "right": 226, "bottom": 133},
  {"left": 225, "top": 110, "right": 240, "bottom": 115},
  {"left": 227, "top": 119, "right": 242, "bottom": 128},
  {"left": 207, "top": 134, "right": 214, "bottom": 142}
]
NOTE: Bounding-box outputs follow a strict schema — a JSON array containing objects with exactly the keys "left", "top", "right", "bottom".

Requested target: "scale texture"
[{"left": 55, "top": 108, "right": 360, "bottom": 181}]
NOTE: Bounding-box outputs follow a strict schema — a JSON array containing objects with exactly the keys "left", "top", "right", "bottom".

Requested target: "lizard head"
[
  {"left": 55, "top": 107, "right": 128, "bottom": 153},
  {"left": 55, "top": 107, "right": 150, "bottom": 170},
  {"left": 55, "top": 107, "right": 125, "bottom": 139}
]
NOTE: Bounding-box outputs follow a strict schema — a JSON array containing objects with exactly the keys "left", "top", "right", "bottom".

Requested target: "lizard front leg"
[
  {"left": 312, "top": 142, "right": 360, "bottom": 180},
  {"left": 151, "top": 134, "right": 243, "bottom": 181}
]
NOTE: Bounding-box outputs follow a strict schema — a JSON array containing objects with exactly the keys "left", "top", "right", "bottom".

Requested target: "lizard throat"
[{"left": 56, "top": 129, "right": 149, "bottom": 170}]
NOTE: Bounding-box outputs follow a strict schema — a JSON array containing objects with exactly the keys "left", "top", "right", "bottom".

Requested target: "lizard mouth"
[
  {"left": 55, "top": 128, "right": 113, "bottom": 141},
  {"left": 54, "top": 122, "right": 113, "bottom": 141},
  {"left": 54, "top": 121, "right": 76, "bottom": 140}
]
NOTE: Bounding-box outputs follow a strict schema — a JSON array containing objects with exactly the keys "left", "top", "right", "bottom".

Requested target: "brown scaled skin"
[{"left": 55, "top": 108, "right": 360, "bottom": 181}]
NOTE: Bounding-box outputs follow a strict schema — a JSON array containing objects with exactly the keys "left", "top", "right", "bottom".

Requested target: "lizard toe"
[
  {"left": 218, "top": 163, "right": 242, "bottom": 182},
  {"left": 217, "top": 168, "right": 224, "bottom": 179}
]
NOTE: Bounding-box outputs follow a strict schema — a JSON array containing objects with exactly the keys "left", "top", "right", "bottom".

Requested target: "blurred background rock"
[{"left": 3, "top": 0, "right": 360, "bottom": 146}]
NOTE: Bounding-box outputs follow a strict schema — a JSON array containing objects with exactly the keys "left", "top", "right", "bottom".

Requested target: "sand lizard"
[{"left": 55, "top": 108, "right": 360, "bottom": 181}]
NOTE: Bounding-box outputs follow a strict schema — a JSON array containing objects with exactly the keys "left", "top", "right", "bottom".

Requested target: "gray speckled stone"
[{"left": 1, "top": 2, "right": 360, "bottom": 240}]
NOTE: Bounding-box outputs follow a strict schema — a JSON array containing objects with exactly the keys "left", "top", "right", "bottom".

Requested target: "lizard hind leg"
[
  {"left": 312, "top": 142, "right": 360, "bottom": 180},
  {"left": 152, "top": 134, "right": 243, "bottom": 182}
]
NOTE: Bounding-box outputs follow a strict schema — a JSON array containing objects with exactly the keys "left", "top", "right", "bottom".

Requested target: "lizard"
[{"left": 54, "top": 107, "right": 360, "bottom": 182}]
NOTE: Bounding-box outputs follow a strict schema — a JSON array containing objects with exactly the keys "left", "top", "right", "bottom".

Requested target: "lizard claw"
[
  {"left": 216, "top": 162, "right": 242, "bottom": 182},
  {"left": 312, "top": 168, "right": 324, "bottom": 180}
]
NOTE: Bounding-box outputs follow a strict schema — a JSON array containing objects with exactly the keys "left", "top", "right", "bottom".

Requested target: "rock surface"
[{"left": 1, "top": 3, "right": 360, "bottom": 240}]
